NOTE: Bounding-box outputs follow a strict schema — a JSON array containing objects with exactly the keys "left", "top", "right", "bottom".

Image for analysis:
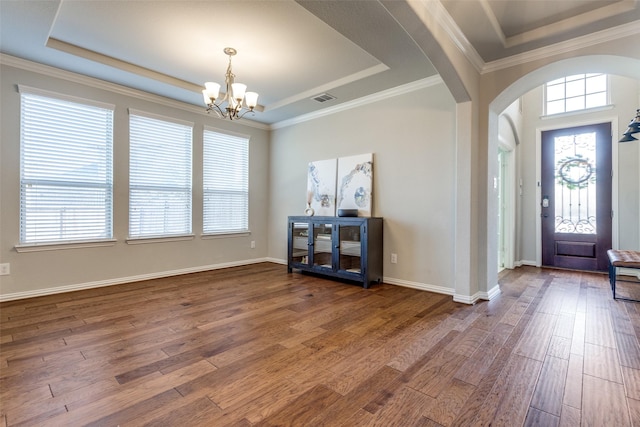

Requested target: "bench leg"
[
  {"left": 608, "top": 261, "right": 640, "bottom": 302},
  {"left": 609, "top": 261, "right": 617, "bottom": 299}
]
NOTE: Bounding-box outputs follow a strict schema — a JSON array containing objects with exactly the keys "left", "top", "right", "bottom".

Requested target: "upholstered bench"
[{"left": 608, "top": 250, "right": 640, "bottom": 302}]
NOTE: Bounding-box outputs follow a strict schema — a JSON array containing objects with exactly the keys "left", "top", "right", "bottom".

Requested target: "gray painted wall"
[
  {"left": 0, "top": 64, "right": 271, "bottom": 298},
  {"left": 2, "top": 60, "right": 635, "bottom": 300},
  {"left": 268, "top": 82, "right": 457, "bottom": 291}
]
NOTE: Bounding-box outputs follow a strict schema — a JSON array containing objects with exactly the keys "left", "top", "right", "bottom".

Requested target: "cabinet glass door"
[
  {"left": 312, "top": 222, "right": 333, "bottom": 269},
  {"left": 291, "top": 222, "right": 310, "bottom": 265},
  {"left": 338, "top": 224, "right": 362, "bottom": 274}
]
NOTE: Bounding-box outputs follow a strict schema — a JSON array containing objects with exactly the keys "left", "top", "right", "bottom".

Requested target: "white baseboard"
[
  {"left": 454, "top": 283, "right": 501, "bottom": 305},
  {"left": 515, "top": 260, "right": 538, "bottom": 267},
  {"left": 383, "top": 276, "right": 455, "bottom": 296},
  {"left": 0, "top": 258, "right": 270, "bottom": 302},
  {"left": 283, "top": 259, "right": 486, "bottom": 303},
  {"left": 453, "top": 293, "right": 478, "bottom": 304},
  {"left": 9, "top": 255, "right": 495, "bottom": 306},
  {"left": 279, "top": 260, "right": 457, "bottom": 297},
  {"left": 486, "top": 283, "right": 502, "bottom": 299}
]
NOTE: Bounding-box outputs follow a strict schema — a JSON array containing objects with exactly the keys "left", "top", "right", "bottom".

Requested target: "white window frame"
[
  {"left": 544, "top": 73, "right": 609, "bottom": 117},
  {"left": 128, "top": 109, "right": 193, "bottom": 241},
  {"left": 16, "top": 85, "right": 115, "bottom": 251},
  {"left": 202, "top": 127, "right": 250, "bottom": 236}
]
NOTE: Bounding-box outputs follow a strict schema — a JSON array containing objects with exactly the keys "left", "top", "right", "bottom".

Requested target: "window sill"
[
  {"left": 15, "top": 239, "right": 117, "bottom": 253},
  {"left": 541, "top": 104, "right": 614, "bottom": 120},
  {"left": 201, "top": 231, "right": 251, "bottom": 239},
  {"left": 126, "top": 234, "right": 195, "bottom": 245}
]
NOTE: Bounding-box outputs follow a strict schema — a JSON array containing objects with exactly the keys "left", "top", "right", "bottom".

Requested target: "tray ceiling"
[{"left": 1, "top": 0, "right": 637, "bottom": 125}]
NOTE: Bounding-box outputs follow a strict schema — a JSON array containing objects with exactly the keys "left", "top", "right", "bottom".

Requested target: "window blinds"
[
  {"left": 129, "top": 111, "right": 192, "bottom": 238},
  {"left": 19, "top": 89, "right": 114, "bottom": 244},
  {"left": 203, "top": 129, "right": 249, "bottom": 233}
]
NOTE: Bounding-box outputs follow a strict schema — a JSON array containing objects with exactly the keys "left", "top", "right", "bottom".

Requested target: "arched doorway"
[{"left": 486, "top": 56, "right": 640, "bottom": 290}]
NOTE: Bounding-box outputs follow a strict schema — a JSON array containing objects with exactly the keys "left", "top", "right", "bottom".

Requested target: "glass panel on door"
[
  {"left": 313, "top": 222, "right": 333, "bottom": 269},
  {"left": 553, "top": 132, "right": 597, "bottom": 234},
  {"left": 338, "top": 224, "right": 361, "bottom": 273},
  {"left": 291, "top": 222, "right": 309, "bottom": 265}
]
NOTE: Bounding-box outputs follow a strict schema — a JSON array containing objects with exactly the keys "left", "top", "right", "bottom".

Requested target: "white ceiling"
[{"left": 1, "top": 0, "right": 638, "bottom": 125}]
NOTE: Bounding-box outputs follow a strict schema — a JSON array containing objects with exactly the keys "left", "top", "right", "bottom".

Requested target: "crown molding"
[
  {"left": 423, "top": 1, "right": 640, "bottom": 76},
  {"left": 481, "top": 21, "right": 640, "bottom": 74},
  {"left": 270, "top": 75, "right": 444, "bottom": 130},
  {"left": 478, "top": 0, "right": 507, "bottom": 47},
  {"left": 264, "top": 63, "right": 389, "bottom": 112},
  {"left": 427, "top": 0, "right": 485, "bottom": 74},
  {"left": 46, "top": 37, "right": 201, "bottom": 93},
  {"left": 0, "top": 54, "right": 270, "bottom": 130},
  {"left": 503, "top": 0, "right": 637, "bottom": 49},
  {"left": 1, "top": 53, "right": 442, "bottom": 131}
]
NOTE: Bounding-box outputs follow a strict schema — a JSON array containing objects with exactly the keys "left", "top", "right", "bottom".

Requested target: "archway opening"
[{"left": 486, "top": 56, "right": 640, "bottom": 292}]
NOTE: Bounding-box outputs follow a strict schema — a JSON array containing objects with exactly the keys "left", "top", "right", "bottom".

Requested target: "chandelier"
[
  {"left": 619, "top": 108, "right": 640, "bottom": 142},
  {"left": 202, "top": 47, "right": 259, "bottom": 120}
]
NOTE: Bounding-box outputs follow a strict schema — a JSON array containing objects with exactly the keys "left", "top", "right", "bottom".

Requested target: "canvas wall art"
[
  {"left": 337, "top": 153, "right": 373, "bottom": 217},
  {"left": 306, "top": 158, "right": 337, "bottom": 216}
]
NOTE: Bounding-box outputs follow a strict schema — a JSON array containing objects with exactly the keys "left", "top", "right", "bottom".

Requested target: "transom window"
[
  {"left": 19, "top": 87, "right": 114, "bottom": 244},
  {"left": 545, "top": 74, "right": 608, "bottom": 116}
]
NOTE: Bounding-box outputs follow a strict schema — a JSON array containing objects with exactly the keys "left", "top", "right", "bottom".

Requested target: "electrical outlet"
[
  {"left": 391, "top": 253, "right": 397, "bottom": 264},
  {"left": 250, "top": 240, "right": 256, "bottom": 249},
  {"left": 0, "top": 263, "right": 10, "bottom": 275}
]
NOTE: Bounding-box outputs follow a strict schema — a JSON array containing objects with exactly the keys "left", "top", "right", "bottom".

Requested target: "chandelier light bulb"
[
  {"left": 204, "top": 82, "right": 220, "bottom": 101},
  {"left": 245, "top": 92, "right": 259, "bottom": 109},
  {"left": 231, "top": 83, "right": 247, "bottom": 102}
]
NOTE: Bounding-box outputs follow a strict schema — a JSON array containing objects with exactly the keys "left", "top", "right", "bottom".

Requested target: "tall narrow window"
[
  {"left": 129, "top": 110, "right": 192, "bottom": 238},
  {"left": 19, "top": 87, "right": 114, "bottom": 244},
  {"left": 203, "top": 128, "right": 249, "bottom": 234},
  {"left": 545, "top": 74, "right": 608, "bottom": 116}
]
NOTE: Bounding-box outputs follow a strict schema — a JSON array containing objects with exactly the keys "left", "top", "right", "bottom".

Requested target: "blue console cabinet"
[{"left": 287, "top": 216, "right": 383, "bottom": 288}]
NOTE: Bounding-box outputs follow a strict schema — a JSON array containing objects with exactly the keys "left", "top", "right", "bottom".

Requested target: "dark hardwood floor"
[{"left": 1, "top": 263, "right": 639, "bottom": 426}]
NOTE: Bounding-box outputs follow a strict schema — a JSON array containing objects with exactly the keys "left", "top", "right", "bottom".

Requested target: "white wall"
[
  {"left": 497, "top": 99, "right": 522, "bottom": 269},
  {"left": 517, "top": 75, "right": 640, "bottom": 264},
  {"left": 0, "top": 62, "right": 271, "bottom": 299},
  {"left": 268, "top": 82, "right": 458, "bottom": 292}
]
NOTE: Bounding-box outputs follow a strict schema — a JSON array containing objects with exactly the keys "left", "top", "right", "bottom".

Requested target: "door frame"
[
  {"left": 535, "top": 117, "right": 619, "bottom": 267},
  {"left": 497, "top": 144, "right": 516, "bottom": 271}
]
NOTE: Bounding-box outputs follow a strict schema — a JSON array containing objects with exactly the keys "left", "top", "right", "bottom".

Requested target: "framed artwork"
[
  {"left": 337, "top": 153, "right": 373, "bottom": 217},
  {"left": 306, "top": 158, "right": 337, "bottom": 216}
]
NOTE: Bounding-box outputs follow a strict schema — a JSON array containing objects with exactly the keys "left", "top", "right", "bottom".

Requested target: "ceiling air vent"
[{"left": 311, "top": 93, "right": 336, "bottom": 103}]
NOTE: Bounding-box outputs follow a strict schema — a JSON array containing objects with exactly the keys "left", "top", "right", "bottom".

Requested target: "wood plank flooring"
[{"left": 1, "top": 263, "right": 640, "bottom": 426}]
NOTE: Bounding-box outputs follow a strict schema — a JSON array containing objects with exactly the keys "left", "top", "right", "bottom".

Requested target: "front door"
[{"left": 541, "top": 122, "right": 612, "bottom": 272}]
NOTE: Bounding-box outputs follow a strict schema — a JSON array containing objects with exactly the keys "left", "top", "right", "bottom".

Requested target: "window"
[
  {"left": 129, "top": 110, "right": 192, "bottom": 238},
  {"left": 203, "top": 128, "right": 249, "bottom": 234},
  {"left": 19, "top": 87, "right": 114, "bottom": 244},
  {"left": 545, "top": 74, "right": 608, "bottom": 116}
]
